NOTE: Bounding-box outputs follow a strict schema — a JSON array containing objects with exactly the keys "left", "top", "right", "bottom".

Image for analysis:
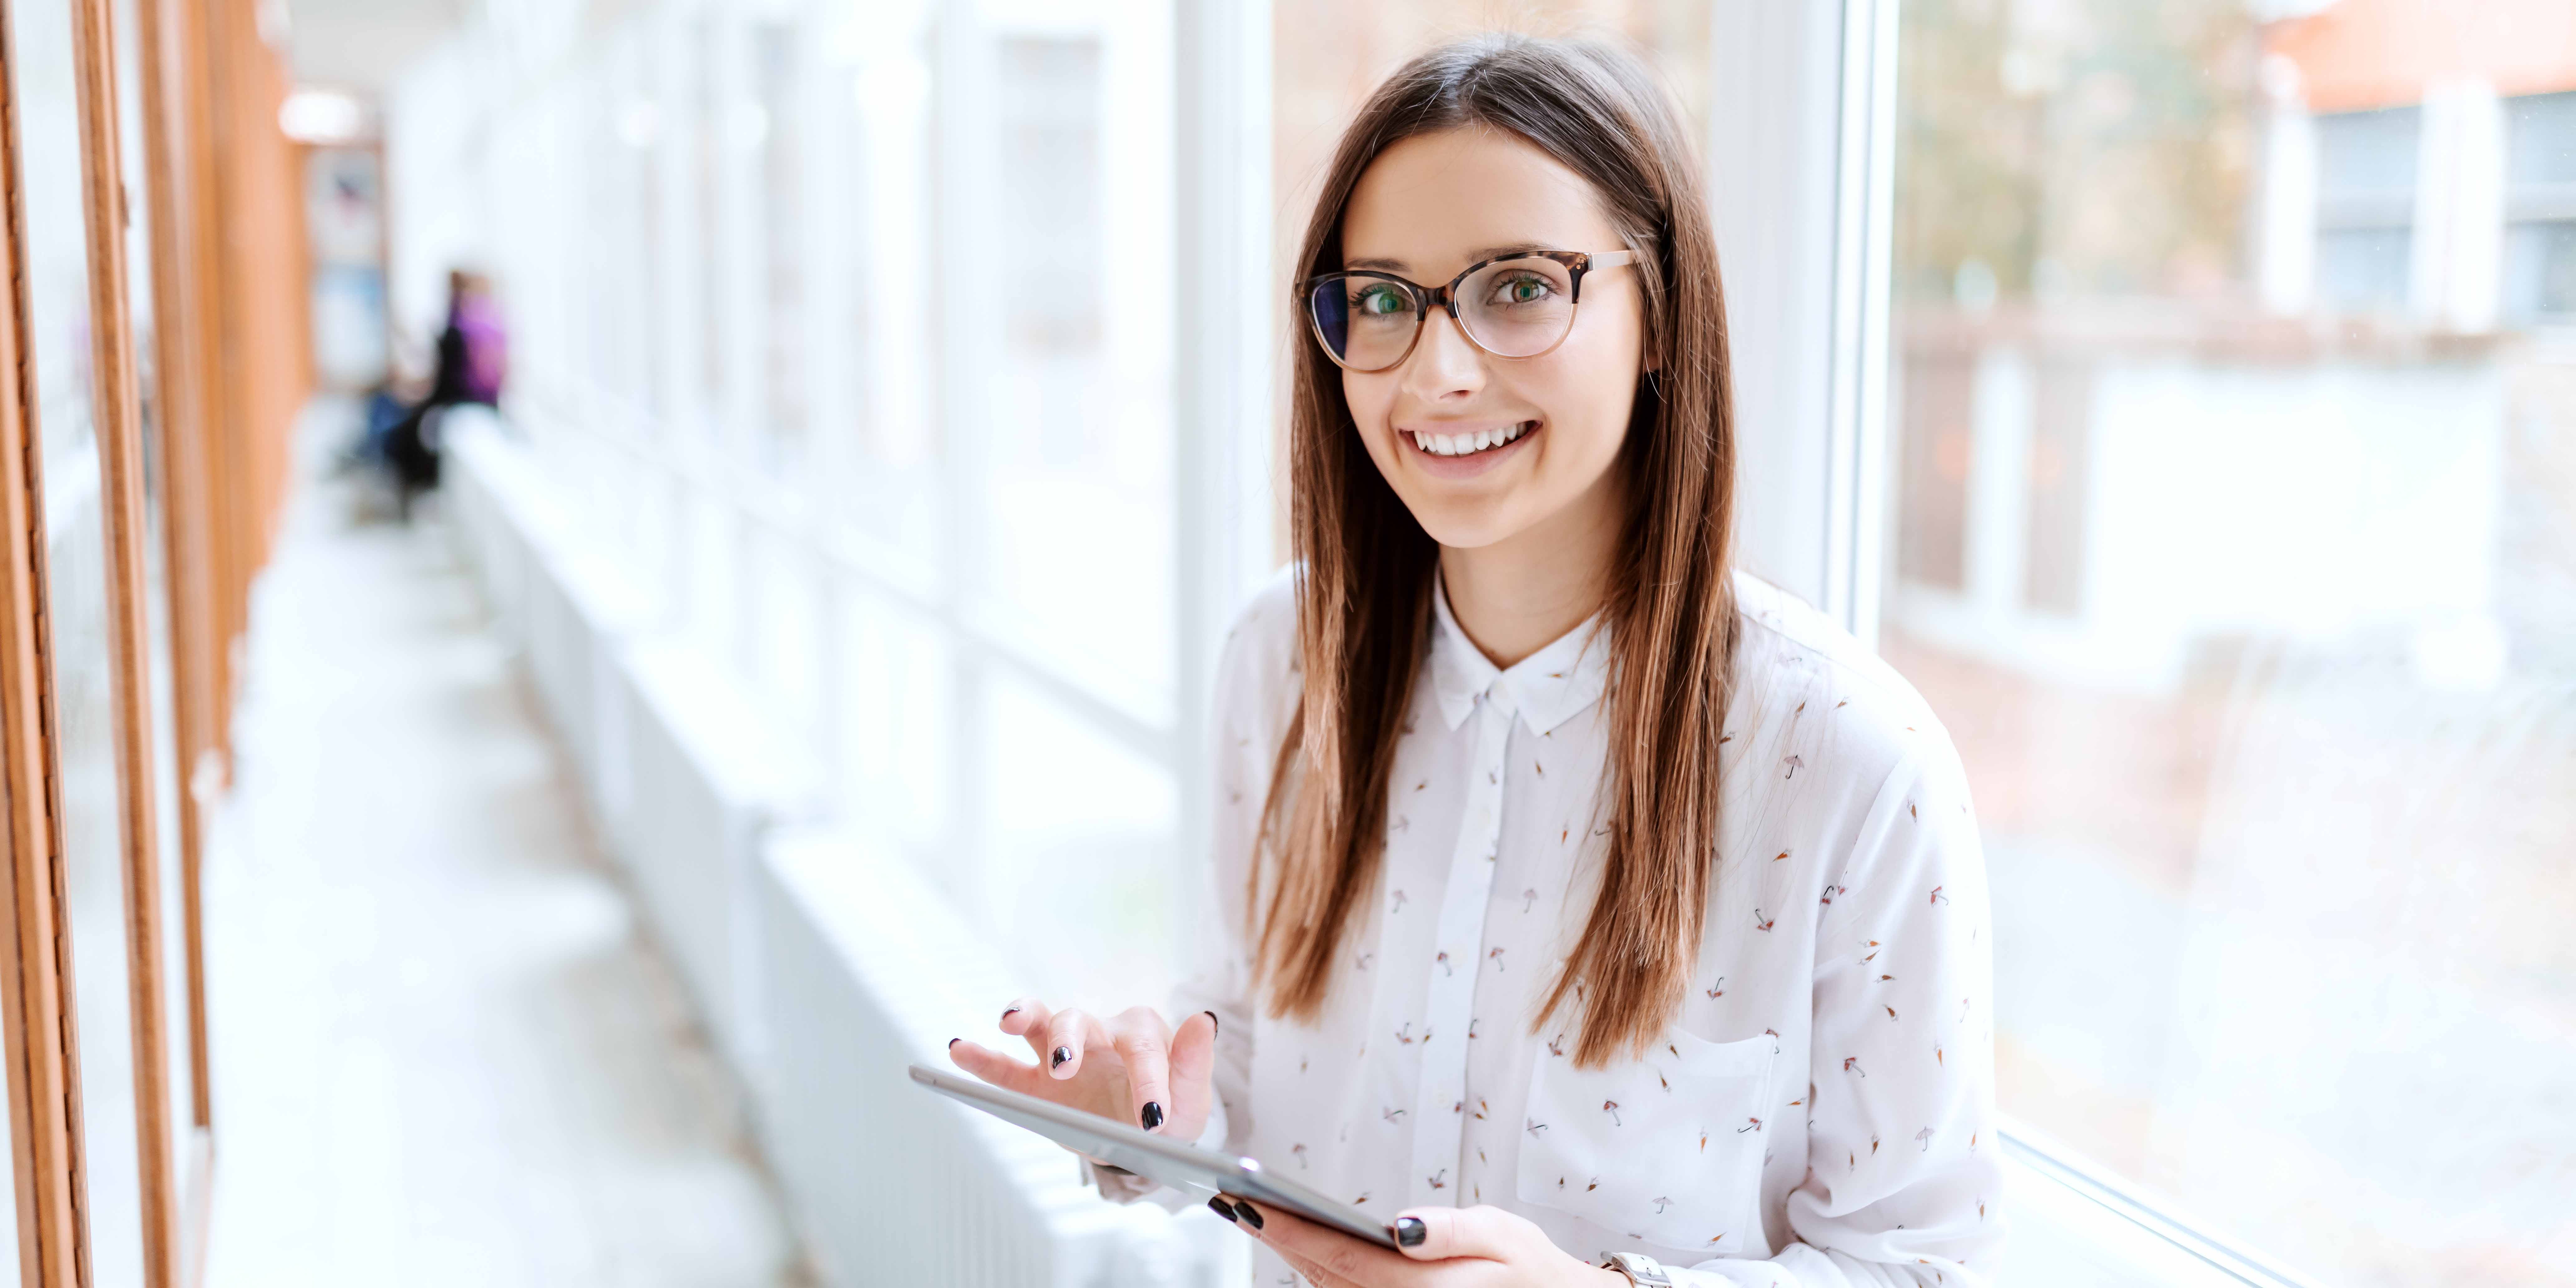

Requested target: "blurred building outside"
[{"left": 1883, "top": 1, "right": 2576, "bottom": 1284}]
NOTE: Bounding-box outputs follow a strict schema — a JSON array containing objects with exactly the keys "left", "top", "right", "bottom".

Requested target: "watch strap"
[{"left": 1600, "top": 1251, "right": 1673, "bottom": 1286}]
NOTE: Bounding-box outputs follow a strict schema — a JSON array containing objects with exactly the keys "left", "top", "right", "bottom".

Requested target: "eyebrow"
[{"left": 1342, "top": 242, "right": 1560, "bottom": 273}]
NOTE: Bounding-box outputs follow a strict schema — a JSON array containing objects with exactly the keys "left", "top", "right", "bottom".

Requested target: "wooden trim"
[
  {"left": 68, "top": 0, "right": 183, "bottom": 1283},
  {"left": 193, "top": 0, "right": 246, "bottom": 762},
  {"left": 178, "top": 0, "right": 234, "bottom": 782},
  {"left": 133, "top": 0, "right": 218, "bottom": 1153},
  {"left": 0, "top": 0, "right": 96, "bottom": 1281}
]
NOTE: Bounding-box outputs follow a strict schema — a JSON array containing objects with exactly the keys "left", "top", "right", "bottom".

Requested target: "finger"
[
  {"left": 997, "top": 997, "right": 1045, "bottom": 1040},
  {"left": 1040, "top": 1008, "right": 1113, "bottom": 1080},
  {"left": 946, "top": 1038, "right": 1052, "bottom": 1098},
  {"left": 1110, "top": 1007, "right": 1175, "bottom": 1132},
  {"left": 1169, "top": 1009, "right": 1218, "bottom": 1112},
  {"left": 1387, "top": 1204, "right": 1519, "bottom": 1261},
  {"left": 1002, "top": 999, "right": 1058, "bottom": 1061},
  {"left": 1218, "top": 1200, "right": 1359, "bottom": 1288},
  {"left": 1270, "top": 1242, "right": 1360, "bottom": 1288},
  {"left": 1232, "top": 1200, "right": 1430, "bottom": 1288}
]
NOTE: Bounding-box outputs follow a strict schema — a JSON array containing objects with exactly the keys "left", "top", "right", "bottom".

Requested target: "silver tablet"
[{"left": 908, "top": 1063, "right": 1399, "bottom": 1250}]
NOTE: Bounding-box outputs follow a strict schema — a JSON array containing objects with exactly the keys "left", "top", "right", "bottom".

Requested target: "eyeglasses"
[{"left": 1300, "top": 249, "right": 1637, "bottom": 373}]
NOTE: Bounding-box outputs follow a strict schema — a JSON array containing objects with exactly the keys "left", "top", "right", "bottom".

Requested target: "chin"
[{"left": 1405, "top": 500, "right": 1529, "bottom": 552}]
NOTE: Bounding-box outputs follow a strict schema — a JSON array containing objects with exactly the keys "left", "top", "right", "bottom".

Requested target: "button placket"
[{"left": 1406, "top": 688, "right": 1512, "bottom": 1204}]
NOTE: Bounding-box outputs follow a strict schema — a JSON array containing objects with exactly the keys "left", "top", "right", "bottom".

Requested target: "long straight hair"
[{"left": 1252, "top": 34, "right": 1740, "bottom": 1068}]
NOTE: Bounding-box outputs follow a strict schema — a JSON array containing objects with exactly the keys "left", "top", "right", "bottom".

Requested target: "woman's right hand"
[{"left": 949, "top": 998, "right": 1219, "bottom": 1141}]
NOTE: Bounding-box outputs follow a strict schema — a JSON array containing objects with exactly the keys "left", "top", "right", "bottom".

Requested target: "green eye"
[
  {"left": 1487, "top": 273, "right": 1555, "bottom": 306},
  {"left": 1353, "top": 284, "right": 1409, "bottom": 316}
]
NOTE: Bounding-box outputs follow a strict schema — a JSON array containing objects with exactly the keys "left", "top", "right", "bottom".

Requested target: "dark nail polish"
[
  {"left": 1204, "top": 1009, "right": 1220, "bottom": 1037},
  {"left": 1236, "top": 1202, "right": 1264, "bottom": 1230},
  {"left": 1052, "top": 1046, "right": 1074, "bottom": 1070},
  {"left": 948, "top": 1037, "right": 959, "bottom": 1049},
  {"left": 1394, "top": 1216, "right": 1426, "bottom": 1247},
  {"left": 1207, "top": 1196, "right": 1238, "bottom": 1223},
  {"left": 1141, "top": 1101, "right": 1164, "bottom": 1131},
  {"left": 1003, "top": 1006, "right": 1021, "bottom": 1021}
]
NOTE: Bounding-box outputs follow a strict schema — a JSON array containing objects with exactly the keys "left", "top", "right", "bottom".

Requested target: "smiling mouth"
[{"left": 1406, "top": 420, "right": 1539, "bottom": 457}]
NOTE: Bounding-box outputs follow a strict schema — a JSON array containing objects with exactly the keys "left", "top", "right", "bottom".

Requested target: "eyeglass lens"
[{"left": 1308, "top": 257, "right": 1580, "bottom": 370}]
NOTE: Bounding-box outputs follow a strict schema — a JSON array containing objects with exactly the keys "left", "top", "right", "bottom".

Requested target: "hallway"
[{"left": 198, "top": 412, "right": 807, "bottom": 1285}]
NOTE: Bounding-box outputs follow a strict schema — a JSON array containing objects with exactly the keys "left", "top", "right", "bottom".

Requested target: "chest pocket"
[{"left": 1515, "top": 1028, "right": 1775, "bottom": 1251}]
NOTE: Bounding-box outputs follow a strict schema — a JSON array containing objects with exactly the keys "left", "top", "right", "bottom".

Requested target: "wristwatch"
[{"left": 1599, "top": 1252, "right": 1672, "bottom": 1285}]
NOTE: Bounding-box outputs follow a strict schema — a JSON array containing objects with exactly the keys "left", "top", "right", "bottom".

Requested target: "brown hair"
[{"left": 1252, "top": 33, "right": 1739, "bottom": 1068}]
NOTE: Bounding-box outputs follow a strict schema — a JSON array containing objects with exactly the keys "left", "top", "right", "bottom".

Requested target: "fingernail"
[
  {"left": 947, "top": 1037, "right": 959, "bottom": 1049},
  {"left": 1206, "top": 1196, "right": 1238, "bottom": 1223},
  {"left": 1394, "top": 1216, "right": 1426, "bottom": 1247},
  {"left": 1204, "top": 1009, "right": 1219, "bottom": 1037},
  {"left": 1141, "top": 1101, "right": 1164, "bottom": 1131},
  {"left": 1236, "top": 1202, "right": 1263, "bottom": 1230},
  {"left": 1052, "top": 1046, "right": 1074, "bottom": 1070}
]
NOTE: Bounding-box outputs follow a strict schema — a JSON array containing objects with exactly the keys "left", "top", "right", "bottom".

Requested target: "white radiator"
[
  {"left": 759, "top": 829, "right": 1240, "bottom": 1287},
  {"left": 444, "top": 416, "right": 1243, "bottom": 1287}
]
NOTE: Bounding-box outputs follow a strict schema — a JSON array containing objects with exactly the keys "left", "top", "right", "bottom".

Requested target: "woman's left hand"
[{"left": 1216, "top": 1197, "right": 1622, "bottom": 1287}]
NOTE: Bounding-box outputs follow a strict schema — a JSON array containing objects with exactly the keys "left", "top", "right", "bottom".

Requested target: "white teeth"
[{"left": 1412, "top": 422, "right": 1533, "bottom": 457}]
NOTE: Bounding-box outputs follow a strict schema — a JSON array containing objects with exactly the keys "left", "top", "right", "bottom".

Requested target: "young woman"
[{"left": 952, "top": 34, "right": 2002, "bottom": 1288}]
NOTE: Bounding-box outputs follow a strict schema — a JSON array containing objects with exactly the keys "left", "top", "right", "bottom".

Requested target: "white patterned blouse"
[{"left": 1098, "top": 568, "right": 2005, "bottom": 1287}]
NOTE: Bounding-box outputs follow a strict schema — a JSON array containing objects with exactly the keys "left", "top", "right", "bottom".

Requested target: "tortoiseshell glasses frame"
[{"left": 1299, "top": 248, "right": 1638, "bottom": 373}]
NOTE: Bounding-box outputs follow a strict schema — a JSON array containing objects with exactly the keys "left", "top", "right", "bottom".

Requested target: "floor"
[{"left": 198, "top": 412, "right": 808, "bottom": 1286}]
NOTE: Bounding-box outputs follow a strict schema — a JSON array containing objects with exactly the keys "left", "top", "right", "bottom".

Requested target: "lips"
[{"left": 1405, "top": 420, "right": 1539, "bottom": 457}]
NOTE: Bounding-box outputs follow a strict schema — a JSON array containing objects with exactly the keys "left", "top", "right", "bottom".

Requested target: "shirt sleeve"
[
  {"left": 1678, "top": 742, "right": 2007, "bottom": 1287},
  {"left": 1088, "top": 588, "right": 1292, "bottom": 1206}
]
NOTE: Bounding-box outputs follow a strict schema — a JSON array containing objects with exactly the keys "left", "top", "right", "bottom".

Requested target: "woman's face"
[{"left": 1335, "top": 126, "right": 1646, "bottom": 552}]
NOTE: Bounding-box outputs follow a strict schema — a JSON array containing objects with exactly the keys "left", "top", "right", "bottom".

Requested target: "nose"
[{"left": 1397, "top": 303, "right": 1485, "bottom": 402}]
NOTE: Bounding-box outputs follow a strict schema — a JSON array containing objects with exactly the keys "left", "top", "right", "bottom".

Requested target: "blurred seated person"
[{"left": 382, "top": 269, "right": 507, "bottom": 519}]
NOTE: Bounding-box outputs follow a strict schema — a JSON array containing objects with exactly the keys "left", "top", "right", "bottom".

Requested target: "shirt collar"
[{"left": 1426, "top": 572, "right": 1611, "bottom": 736}]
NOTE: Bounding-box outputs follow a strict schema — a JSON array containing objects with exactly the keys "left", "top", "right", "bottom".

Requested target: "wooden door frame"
[
  {"left": 0, "top": 0, "right": 100, "bottom": 1284},
  {"left": 67, "top": 0, "right": 189, "bottom": 1280},
  {"left": 131, "top": 0, "right": 221, "bottom": 1279},
  {"left": 0, "top": 0, "right": 252, "bottom": 1279}
]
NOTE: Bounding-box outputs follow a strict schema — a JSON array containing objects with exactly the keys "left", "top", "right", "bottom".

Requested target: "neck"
[{"left": 1439, "top": 476, "right": 1622, "bottom": 670}]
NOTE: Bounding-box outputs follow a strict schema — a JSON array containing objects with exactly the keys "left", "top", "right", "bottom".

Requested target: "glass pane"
[
  {"left": 597, "top": 28, "right": 661, "bottom": 432},
  {"left": 2505, "top": 91, "right": 2576, "bottom": 323},
  {"left": 754, "top": 18, "right": 810, "bottom": 479},
  {"left": 838, "top": 580, "right": 950, "bottom": 865},
  {"left": 972, "top": 25, "right": 1176, "bottom": 721},
  {"left": 1885, "top": 5, "right": 2576, "bottom": 1284},
  {"left": 978, "top": 672, "right": 1178, "bottom": 1013},
  {"left": 829, "top": 24, "right": 940, "bottom": 566},
  {"left": 11, "top": 0, "right": 139, "bottom": 1276}
]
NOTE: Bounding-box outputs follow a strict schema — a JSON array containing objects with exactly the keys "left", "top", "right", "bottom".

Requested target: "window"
[
  {"left": 1883, "top": 3, "right": 2576, "bottom": 1284},
  {"left": 2504, "top": 90, "right": 2576, "bottom": 322},
  {"left": 477, "top": 0, "right": 1198, "bottom": 1012},
  {"left": 755, "top": 18, "right": 810, "bottom": 477},
  {"left": 2314, "top": 104, "right": 2419, "bottom": 313}
]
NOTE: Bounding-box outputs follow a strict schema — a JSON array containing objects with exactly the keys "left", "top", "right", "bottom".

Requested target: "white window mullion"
[{"left": 1173, "top": 0, "right": 1275, "bottom": 957}]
